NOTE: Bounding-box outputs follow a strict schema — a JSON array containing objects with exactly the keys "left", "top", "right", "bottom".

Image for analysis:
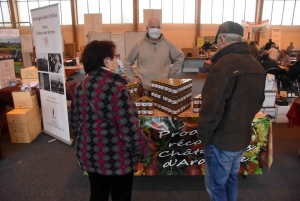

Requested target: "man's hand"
[{"left": 134, "top": 77, "right": 142, "bottom": 85}]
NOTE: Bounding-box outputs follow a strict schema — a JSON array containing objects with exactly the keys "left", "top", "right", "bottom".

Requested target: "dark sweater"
[
  {"left": 286, "top": 61, "right": 300, "bottom": 80},
  {"left": 261, "top": 59, "right": 281, "bottom": 71}
]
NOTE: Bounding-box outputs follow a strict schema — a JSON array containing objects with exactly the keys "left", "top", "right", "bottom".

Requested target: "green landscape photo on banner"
[{"left": 0, "top": 29, "right": 23, "bottom": 74}]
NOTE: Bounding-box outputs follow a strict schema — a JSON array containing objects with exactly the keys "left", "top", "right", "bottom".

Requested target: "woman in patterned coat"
[{"left": 70, "top": 40, "right": 145, "bottom": 201}]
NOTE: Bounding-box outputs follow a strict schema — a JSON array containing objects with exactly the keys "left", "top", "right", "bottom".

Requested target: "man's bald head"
[{"left": 147, "top": 18, "right": 161, "bottom": 29}]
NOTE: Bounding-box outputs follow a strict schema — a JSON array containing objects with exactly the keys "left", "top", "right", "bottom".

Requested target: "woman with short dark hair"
[{"left": 70, "top": 40, "right": 145, "bottom": 201}]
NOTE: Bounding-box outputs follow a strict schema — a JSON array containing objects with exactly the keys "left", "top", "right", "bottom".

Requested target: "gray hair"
[{"left": 221, "top": 33, "right": 243, "bottom": 43}]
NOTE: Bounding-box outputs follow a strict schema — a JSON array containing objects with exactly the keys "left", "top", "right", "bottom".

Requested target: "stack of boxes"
[
  {"left": 6, "top": 91, "right": 42, "bottom": 143},
  {"left": 261, "top": 74, "right": 294, "bottom": 123},
  {"left": 0, "top": 59, "right": 15, "bottom": 89},
  {"left": 135, "top": 96, "right": 154, "bottom": 115},
  {"left": 192, "top": 94, "right": 202, "bottom": 113},
  {"left": 275, "top": 104, "right": 290, "bottom": 123},
  {"left": 125, "top": 82, "right": 138, "bottom": 101},
  {"left": 261, "top": 74, "right": 277, "bottom": 122},
  {"left": 20, "top": 66, "right": 39, "bottom": 84},
  {"left": 151, "top": 79, "right": 192, "bottom": 115}
]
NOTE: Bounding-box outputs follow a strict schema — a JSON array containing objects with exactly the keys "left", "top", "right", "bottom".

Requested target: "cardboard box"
[
  {"left": 0, "top": 59, "right": 15, "bottom": 89},
  {"left": 32, "top": 105, "right": 40, "bottom": 117},
  {"left": 275, "top": 105, "right": 290, "bottom": 115},
  {"left": 261, "top": 107, "right": 276, "bottom": 122},
  {"left": 275, "top": 114, "right": 289, "bottom": 123},
  {"left": 22, "top": 78, "right": 39, "bottom": 84},
  {"left": 12, "top": 91, "right": 38, "bottom": 109},
  {"left": 34, "top": 115, "right": 42, "bottom": 137},
  {"left": 20, "top": 66, "right": 38, "bottom": 79},
  {"left": 263, "top": 92, "right": 276, "bottom": 107},
  {"left": 6, "top": 108, "right": 35, "bottom": 124},
  {"left": 265, "top": 74, "right": 276, "bottom": 91},
  {"left": 8, "top": 118, "right": 35, "bottom": 134},
  {"left": 10, "top": 128, "right": 36, "bottom": 143}
]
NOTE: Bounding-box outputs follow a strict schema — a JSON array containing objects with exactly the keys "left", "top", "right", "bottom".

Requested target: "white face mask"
[{"left": 148, "top": 28, "right": 161, "bottom": 39}]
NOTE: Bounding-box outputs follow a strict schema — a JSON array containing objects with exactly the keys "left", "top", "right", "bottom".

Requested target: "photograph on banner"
[
  {"left": 38, "top": 72, "right": 50, "bottom": 91},
  {"left": 36, "top": 53, "right": 49, "bottom": 72},
  {"left": 48, "top": 53, "right": 63, "bottom": 73},
  {"left": 0, "top": 29, "right": 23, "bottom": 73},
  {"left": 49, "top": 73, "right": 64, "bottom": 95},
  {"left": 135, "top": 116, "right": 270, "bottom": 176}
]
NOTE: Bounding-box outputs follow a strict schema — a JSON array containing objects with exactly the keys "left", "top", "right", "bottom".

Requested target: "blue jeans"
[{"left": 204, "top": 144, "right": 244, "bottom": 201}]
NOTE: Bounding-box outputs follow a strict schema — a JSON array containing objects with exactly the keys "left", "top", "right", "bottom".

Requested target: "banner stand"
[
  {"left": 31, "top": 4, "right": 72, "bottom": 146},
  {"left": 43, "top": 130, "right": 74, "bottom": 146}
]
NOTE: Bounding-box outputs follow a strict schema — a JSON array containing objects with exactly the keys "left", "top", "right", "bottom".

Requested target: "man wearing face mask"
[{"left": 123, "top": 17, "right": 184, "bottom": 96}]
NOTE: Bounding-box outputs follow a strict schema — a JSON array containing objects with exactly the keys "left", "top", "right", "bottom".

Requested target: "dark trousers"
[
  {"left": 281, "top": 75, "right": 292, "bottom": 89},
  {"left": 88, "top": 171, "right": 134, "bottom": 201}
]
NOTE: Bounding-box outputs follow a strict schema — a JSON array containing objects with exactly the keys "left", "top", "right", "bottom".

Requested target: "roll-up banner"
[
  {"left": 271, "top": 28, "right": 281, "bottom": 50},
  {"left": 31, "top": 4, "right": 73, "bottom": 146}
]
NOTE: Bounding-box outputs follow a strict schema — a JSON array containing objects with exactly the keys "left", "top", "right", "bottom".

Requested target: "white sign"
[
  {"left": 31, "top": 4, "right": 72, "bottom": 145},
  {"left": 272, "top": 28, "right": 281, "bottom": 50},
  {"left": 241, "top": 20, "right": 270, "bottom": 32},
  {"left": 0, "top": 29, "right": 20, "bottom": 38}
]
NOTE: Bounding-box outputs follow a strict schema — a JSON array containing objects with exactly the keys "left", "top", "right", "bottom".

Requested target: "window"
[
  {"left": 293, "top": 1, "right": 300, "bottom": 25},
  {"left": 201, "top": 0, "right": 256, "bottom": 24},
  {"left": 262, "top": 0, "right": 299, "bottom": 25},
  {"left": 16, "top": 0, "right": 72, "bottom": 25},
  {"left": 76, "top": 0, "right": 133, "bottom": 24},
  {"left": 0, "top": 0, "right": 11, "bottom": 26},
  {"left": 139, "top": 0, "right": 195, "bottom": 23}
]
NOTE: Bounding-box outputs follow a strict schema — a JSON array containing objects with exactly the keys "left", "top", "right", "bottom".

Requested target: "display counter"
[
  {"left": 136, "top": 108, "right": 272, "bottom": 176},
  {"left": 181, "top": 57, "right": 206, "bottom": 73}
]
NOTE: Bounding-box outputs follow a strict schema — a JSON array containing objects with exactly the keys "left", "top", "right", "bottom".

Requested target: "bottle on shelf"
[{"left": 247, "top": 32, "right": 251, "bottom": 44}]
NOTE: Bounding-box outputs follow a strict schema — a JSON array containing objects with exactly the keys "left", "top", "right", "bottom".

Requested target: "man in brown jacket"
[{"left": 197, "top": 21, "right": 266, "bottom": 201}]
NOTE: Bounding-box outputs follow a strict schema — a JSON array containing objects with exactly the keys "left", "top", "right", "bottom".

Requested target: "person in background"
[
  {"left": 123, "top": 17, "right": 184, "bottom": 96},
  {"left": 261, "top": 53, "right": 281, "bottom": 72},
  {"left": 202, "top": 40, "right": 212, "bottom": 51},
  {"left": 197, "top": 21, "right": 265, "bottom": 201},
  {"left": 70, "top": 40, "right": 145, "bottom": 201},
  {"left": 277, "top": 50, "right": 291, "bottom": 66},
  {"left": 257, "top": 50, "right": 269, "bottom": 63},
  {"left": 268, "top": 44, "right": 279, "bottom": 60},
  {"left": 264, "top": 39, "right": 275, "bottom": 50},
  {"left": 249, "top": 41, "right": 258, "bottom": 59},
  {"left": 286, "top": 42, "right": 294, "bottom": 56},
  {"left": 280, "top": 53, "right": 300, "bottom": 89}
]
